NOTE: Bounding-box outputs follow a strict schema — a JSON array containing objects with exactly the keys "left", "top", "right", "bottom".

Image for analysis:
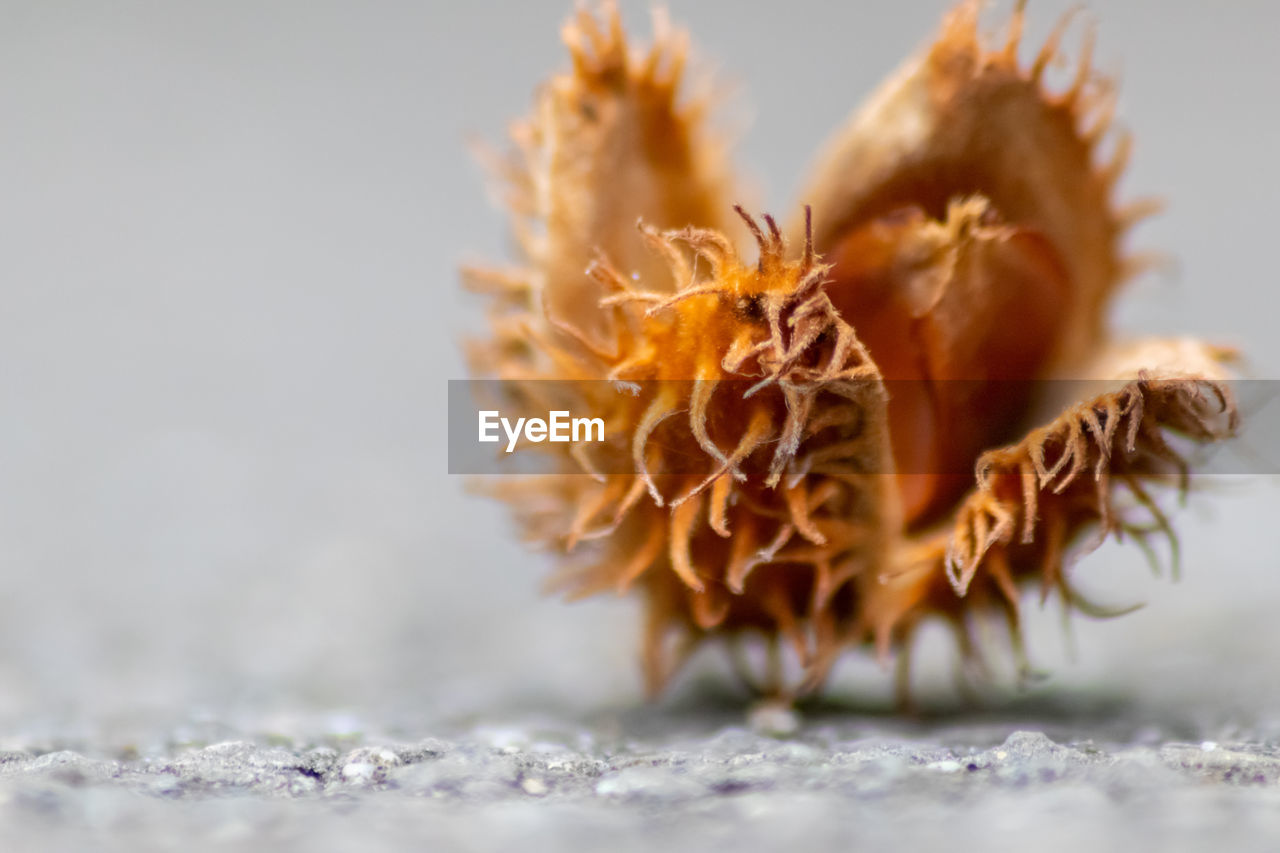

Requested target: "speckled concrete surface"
[{"left": 4, "top": 685, "right": 1280, "bottom": 853}]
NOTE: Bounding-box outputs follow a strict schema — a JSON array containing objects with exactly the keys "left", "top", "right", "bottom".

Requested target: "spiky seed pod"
[
  {"left": 464, "top": 1, "right": 1239, "bottom": 701},
  {"left": 474, "top": 205, "right": 900, "bottom": 695},
  {"left": 786, "top": 0, "right": 1238, "bottom": 692},
  {"left": 466, "top": 3, "right": 737, "bottom": 359},
  {"left": 794, "top": 0, "right": 1133, "bottom": 373}
]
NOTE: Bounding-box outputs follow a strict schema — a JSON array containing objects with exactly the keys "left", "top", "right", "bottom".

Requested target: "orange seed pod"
[{"left": 463, "top": 1, "right": 1239, "bottom": 701}]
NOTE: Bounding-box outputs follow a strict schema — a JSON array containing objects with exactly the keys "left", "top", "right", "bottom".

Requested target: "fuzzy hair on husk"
[{"left": 463, "top": 0, "right": 1239, "bottom": 701}]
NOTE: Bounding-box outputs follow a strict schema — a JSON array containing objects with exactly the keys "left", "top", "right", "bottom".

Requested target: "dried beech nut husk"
[{"left": 463, "top": 1, "right": 1239, "bottom": 701}]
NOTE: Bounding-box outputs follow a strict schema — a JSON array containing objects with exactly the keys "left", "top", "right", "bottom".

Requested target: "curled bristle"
[
  {"left": 943, "top": 377, "right": 1236, "bottom": 599},
  {"left": 801, "top": 205, "right": 814, "bottom": 272}
]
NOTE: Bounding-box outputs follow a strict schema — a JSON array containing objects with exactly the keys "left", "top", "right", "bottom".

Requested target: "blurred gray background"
[{"left": 0, "top": 0, "right": 1277, "bottom": 743}]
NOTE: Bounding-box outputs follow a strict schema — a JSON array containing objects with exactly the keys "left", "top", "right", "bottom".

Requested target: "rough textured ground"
[{"left": 5, "top": 684, "right": 1280, "bottom": 853}]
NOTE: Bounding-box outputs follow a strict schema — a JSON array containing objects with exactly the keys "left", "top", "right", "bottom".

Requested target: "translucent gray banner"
[{"left": 447, "top": 379, "right": 1274, "bottom": 476}]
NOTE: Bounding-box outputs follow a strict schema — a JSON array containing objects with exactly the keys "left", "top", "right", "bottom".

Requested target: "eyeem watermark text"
[{"left": 479, "top": 410, "right": 605, "bottom": 453}]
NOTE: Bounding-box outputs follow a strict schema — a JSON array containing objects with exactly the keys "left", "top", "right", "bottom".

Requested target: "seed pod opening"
[{"left": 464, "top": 1, "right": 1240, "bottom": 701}]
